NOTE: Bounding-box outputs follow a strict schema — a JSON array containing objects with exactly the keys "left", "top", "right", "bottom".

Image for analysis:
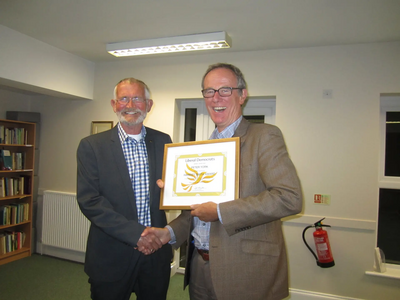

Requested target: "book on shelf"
[
  {"left": 24, "top": 203, "right": 29, "bottom": 221},
  {"left": 11, "top": 152, "right": 24, "bottom": 170},
  {"left": 10, "top": 203, "right": 25, "bottom": 224},
  {"left": 0, "top": 177, "right": 4, "bottom": 197},
  {"left": 0, "top": 205, "right": 6, "bottom": 225},
  {"left": 0, "top": 231, "right": 25, "bottom": 253},
  {"left": 0, "top": 125, "right": 4, "bottom": 144},
  {"left": 5, "top": 178, "right": 13, "bottom": 196},
  {"left": 0, "top": 176, "right": 30, "bottom": 197},
  {"left": 0, "top": 233, "right": 6, "bottom": 255},
  {"left": 0, "top": 203, "right": 29, "bottom": 225},
  {"left": 0, "top": 205, "right": 11, "bottom": 225},
  {"left": 0, "top": 203, "right": 29, "bottom": 226},
  {"left": 18, "top": 176, "right": 25, "bottom": 195},
  {"left": 4, "top": 128, "right": 9, "bottom": 145},
  {"left": 0, "top": 150, "right": 13, "bottom": 170},
  {"left": 2, "top": 127, "right": 26, "bottom": 145},
  {"left": 21, "top": 175, "right": 31, "bottom": 195},
  {"left": 5, "top": 234, "right": 11, "bottom": 252},
  {"left": 10, "top": 205, "right": 17, "bottom": 225},
  {"left": 0, "top": 151, "right": 27, "bottom": 171}
]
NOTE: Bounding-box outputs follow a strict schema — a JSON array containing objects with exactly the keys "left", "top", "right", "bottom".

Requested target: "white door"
[
  {"left": 168, "top": 97, "right": 276, "bottom": 276},
  {"left": 242, "top": 97, "right": 276, "bottom": 125}
]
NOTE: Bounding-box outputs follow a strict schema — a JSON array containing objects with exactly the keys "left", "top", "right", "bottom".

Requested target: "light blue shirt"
[{"left": 168, "top": 116, "right": 243, "bottom": 250}]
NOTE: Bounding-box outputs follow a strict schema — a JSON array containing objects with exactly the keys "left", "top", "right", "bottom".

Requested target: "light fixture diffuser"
[{"left": 106, "top": 31, "right": 231, "bottom": 57}]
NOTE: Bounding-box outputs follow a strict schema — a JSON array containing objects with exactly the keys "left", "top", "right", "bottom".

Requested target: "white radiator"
[{"left": 42, "top": 190, "right": 90, "bottom": 253}]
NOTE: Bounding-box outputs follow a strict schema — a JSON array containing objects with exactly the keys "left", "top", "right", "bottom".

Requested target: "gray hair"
[
  {"left": 113, "top": 78, "right": 151, "bottom": 100},
  {"left": 201, "top": 63, "right": 247, "bottom": 96}
]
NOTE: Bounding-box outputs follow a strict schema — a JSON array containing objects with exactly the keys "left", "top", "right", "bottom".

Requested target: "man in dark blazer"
[
  {"left": 143, "top": 63, "right": 303, "bottom": 300},
  {"left": 77, "top": 78, "right": 172, "bottom": 300}
]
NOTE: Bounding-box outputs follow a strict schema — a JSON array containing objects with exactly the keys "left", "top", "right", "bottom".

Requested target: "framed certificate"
[{"left": 160, "top": 137, "right": 240, "bottom": 210}]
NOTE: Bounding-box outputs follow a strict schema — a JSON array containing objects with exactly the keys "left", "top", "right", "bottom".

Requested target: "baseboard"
[
  {"left": 36, "top": 242, "right": 85, "bottom": 263},
  {"left": 288, "top": 288, "right": 362, "bottom": 300}
]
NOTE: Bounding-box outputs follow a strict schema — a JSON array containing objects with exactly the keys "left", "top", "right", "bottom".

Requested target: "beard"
[{"left": 116, "top": 107, "right": 147, "bottom": 126}]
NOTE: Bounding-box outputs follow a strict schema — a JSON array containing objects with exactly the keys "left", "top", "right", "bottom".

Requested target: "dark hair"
[{"left": 201, "top": 63, "right": 247, "bottom": 95}]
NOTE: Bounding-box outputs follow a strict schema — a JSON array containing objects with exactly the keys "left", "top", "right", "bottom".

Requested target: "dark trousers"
[{"left": 89, "top": 250, "right": 171, "bottom": 300}]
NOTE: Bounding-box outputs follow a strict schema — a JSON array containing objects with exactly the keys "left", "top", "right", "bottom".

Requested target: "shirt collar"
[
  {"left": 210, "top": 116, "right": 243, "bottom": 140},
  {"left": 117, "top": 122, "right": 147, "bottom": 144}
]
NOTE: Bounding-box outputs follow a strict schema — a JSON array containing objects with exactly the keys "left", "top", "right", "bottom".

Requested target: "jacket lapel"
[
  {"left": 145, "top": 128, "right": 156, "bottom": 205},
  {"left": 233, "top": 118, "right": 250, "bottom": 145}
]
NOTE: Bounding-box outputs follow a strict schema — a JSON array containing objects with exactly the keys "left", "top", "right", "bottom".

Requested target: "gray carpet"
[{"left": 0, "top": 254, "right": 189, "bottom": 300}]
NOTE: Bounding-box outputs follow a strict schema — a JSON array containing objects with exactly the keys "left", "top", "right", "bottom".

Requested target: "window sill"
[{"left": 365, "top": 264, "right": 400, "bottom": 279}]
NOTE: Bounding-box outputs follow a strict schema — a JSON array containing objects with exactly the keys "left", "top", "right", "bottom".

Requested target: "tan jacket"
[{"left": 169, "top": 118, "right": 302, "bottom": 300}]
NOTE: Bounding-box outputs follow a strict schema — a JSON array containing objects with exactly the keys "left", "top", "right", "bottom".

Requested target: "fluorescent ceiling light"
[{"left": 106, "top": 31, "right": 231, "bottom": 57}]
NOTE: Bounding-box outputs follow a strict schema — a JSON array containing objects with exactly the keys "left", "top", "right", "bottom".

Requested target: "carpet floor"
[{"left": 0, "top": 254, "right": 189, "bottom": 300}]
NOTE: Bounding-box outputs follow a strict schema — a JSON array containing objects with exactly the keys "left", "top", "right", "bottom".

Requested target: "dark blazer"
[
  {"left": 77, "top": 125, "right": 172, "bottom": 281},
  {"left": 169, "top": 118, "right": 303, "bottom": 300}
]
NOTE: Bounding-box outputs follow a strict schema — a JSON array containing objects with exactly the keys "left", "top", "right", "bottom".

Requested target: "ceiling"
[{"left": 1, "top": 0, "right": 399, "bottom": 63}]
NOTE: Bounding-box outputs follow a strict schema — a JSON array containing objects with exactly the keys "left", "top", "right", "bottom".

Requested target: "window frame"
[
  {"left": 377, "top": 95, "right": 400, "bottom": 265},
  {"left": 379, "top": 97, "right": 400, "bottom": 187},
  {"left": 365, "top": 95, "right": 400, "bottom": 278}
]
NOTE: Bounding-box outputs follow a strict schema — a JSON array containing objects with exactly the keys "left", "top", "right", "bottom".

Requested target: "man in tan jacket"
[{"left": 142, "top": 63, "right": 303, "bottom": 300}]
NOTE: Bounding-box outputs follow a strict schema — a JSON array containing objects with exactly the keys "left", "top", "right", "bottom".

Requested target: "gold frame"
[
  {"left": 160, "top": 137, "right": 240, "bottom": 210},
  {"left": 91, "top": 121, "right": 114, "bottom": 135}
]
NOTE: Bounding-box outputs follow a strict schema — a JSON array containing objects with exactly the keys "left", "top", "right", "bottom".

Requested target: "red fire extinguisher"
[{"left": 302, "top": 218, "right": 335, "bottom": 268}]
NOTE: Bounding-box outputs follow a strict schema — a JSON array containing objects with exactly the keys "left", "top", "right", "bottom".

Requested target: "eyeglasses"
[
  {"left": 116, "top": 96, "right": 147, "bottom": 105},
  {"left": 201, "top": 87, "right": 242, "bottom": 98}
]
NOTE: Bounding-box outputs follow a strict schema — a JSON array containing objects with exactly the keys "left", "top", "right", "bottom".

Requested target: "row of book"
[
  {"left": 0, "top": 176, "right": 31, "bottom": 197},
  {"left": 0, "top": 149, "right": 27, "bottom": 170},
  {"left": 0, "top": 203, "right": 30, "bottom": 226},
  {"left": 0, "top": 231, "right": 26, "bottom": 255},
  {"left": 0, "top": 125, "right": 28, "bottom": 145}
]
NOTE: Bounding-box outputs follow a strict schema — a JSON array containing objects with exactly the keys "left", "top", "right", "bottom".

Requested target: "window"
[
  {"left": 184, "top": 108, "right": 197, "bottom": 142},
  {"left": 378, "top": 189, "right": 400, "bottom": 264},
  {"left": 384, "top": 112, "right": 400, "bottom": 176},
  {"left": 243, "top": 115, "right": 265, "bottom": 123},
  {"left": 378, "top": 96, "right": 400, "bottom": 265}
]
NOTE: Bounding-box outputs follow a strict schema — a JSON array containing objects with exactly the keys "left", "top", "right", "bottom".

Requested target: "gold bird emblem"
[{"left": 181, "top": 163, "right": 217, "bottom": 192}]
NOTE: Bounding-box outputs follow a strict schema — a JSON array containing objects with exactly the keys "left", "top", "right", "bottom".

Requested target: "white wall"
[
  {"left": 0, "top": 25, "right": 95, "bottom": 100},
  {"left": 1, "top": 37, "right": 399, "bottom": 299}
]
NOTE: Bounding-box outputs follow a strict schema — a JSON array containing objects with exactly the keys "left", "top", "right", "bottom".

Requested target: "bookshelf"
[{"left": 0, "top": 119, "right": 35, "bottom": 265}]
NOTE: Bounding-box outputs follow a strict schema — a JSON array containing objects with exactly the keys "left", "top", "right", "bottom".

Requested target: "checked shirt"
[{"left": 118, "top": 123, "right": 151, "bottom": 226}]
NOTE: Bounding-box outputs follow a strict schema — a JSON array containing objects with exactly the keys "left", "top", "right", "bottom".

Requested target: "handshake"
[
  {"left": 135, "top": 179, "right": 219, "bottom": 255},
  {"left": 135, "top": 179, "right": 172, "bottom": 255},
  {"left": 136, "top": 227, "right": 171, "bottom": 255}
]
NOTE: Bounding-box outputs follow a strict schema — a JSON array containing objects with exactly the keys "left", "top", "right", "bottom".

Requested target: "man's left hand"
[{"left": 191, "top": 202, "right": 218, "bottom": 222}]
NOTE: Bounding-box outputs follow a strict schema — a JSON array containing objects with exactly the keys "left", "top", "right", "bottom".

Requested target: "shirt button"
[{"left": 203, "top": 223, "right": 206, "bottom": 226}]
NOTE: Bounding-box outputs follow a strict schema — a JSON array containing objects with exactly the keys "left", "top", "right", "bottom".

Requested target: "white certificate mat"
[{"left": 160, "top": 137, "right": 240, "bottom": 210}]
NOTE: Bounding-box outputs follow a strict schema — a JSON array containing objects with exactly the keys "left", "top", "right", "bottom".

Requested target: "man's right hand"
[
  {"left": 137, "top": 228, "right": 164, "bottom": 255},
  {"left": 142, "top": 227, "right": 171, "bottom": 245},
  {"left": 136, "top": 227, "right": 171, "bottom": 255}
]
